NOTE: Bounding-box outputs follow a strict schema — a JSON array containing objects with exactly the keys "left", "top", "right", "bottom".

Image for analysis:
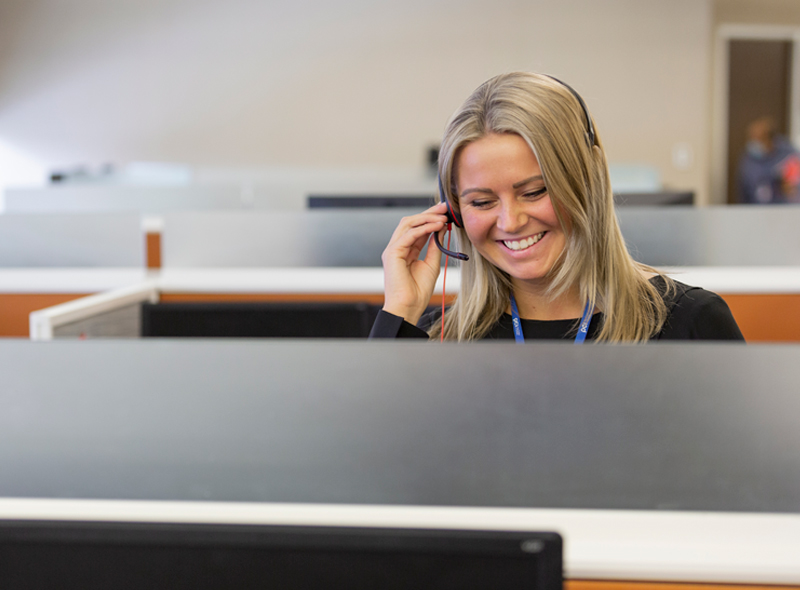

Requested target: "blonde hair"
[{"left": 429, "top": 72, "right": 670, "bottom": 342}]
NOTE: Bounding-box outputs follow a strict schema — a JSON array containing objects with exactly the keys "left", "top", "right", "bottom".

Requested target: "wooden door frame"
[{"left": 711, "top": 24, "right": 800, "bottom": 205}]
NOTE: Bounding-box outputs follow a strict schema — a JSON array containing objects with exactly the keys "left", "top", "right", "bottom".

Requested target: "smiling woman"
[{"left": 371, "top": 72, "right": 744, "bottom": 343}]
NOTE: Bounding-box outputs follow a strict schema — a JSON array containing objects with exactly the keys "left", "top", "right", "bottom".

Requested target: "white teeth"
[{"left": 503, "top": 232, "right": 544, "bottom": 251}]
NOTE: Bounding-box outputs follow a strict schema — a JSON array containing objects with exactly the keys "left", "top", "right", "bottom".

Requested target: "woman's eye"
[
  {"left": 468, "top": 200, "right": 493, "bottom": 208},
  {"left": 523, "top": 188, "right": 548, "bottom": 199}
]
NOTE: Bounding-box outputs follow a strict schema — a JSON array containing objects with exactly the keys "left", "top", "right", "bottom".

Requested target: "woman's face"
[{"left": 455, "top": 132, "right": 566, "bottom": 287}]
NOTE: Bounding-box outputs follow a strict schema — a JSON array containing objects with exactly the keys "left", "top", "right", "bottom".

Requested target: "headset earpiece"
[
  {"left": 446, "top": 200, "right": 463, "bottom": 228},
  {"left": 438, "top": 177, "right": 463, "bottom": 228},
  {"left": 434, "top": 176, "right": 468, "bottom": 261}
]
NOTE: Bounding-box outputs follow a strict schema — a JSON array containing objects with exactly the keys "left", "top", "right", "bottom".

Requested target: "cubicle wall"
[
  {"left": 3, "top": 185, "right": 247, "bottom": 215},
  {"left": 0, "top": 213, "right": 148, "bottom": 336},
  {"left": 617, "top": 205, "right": 800, "bottom": 267},
  {"left": 161, "top": 209, "right": 425, "bottom": 268},
  {"left": 16, "top": 205, "right": 800, "bottom": 341},
  {"left": 0, "top": 213, "right": 144, "bottom": 267},
  {"left": 1, "top": 339, "right": 799, "bottom": 586},
  {"left": 159, "top": 206, "right": 800, "bottom": 269}
]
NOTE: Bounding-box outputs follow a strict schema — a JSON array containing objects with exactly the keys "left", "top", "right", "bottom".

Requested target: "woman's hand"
[{"left": 381, "top": 202, "right": 449, "bottom": 325}]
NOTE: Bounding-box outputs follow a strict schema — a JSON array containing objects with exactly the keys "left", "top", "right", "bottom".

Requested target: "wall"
[
  {"left": 0, "top": 0, "right": 712, "bottom": 202},
  {"left": 714, "top": 0, "right": 800, "bottom": 26}
]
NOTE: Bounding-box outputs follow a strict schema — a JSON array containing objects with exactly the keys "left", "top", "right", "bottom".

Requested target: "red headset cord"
[{"left": 441, "top": 224, "right": 452, "bottom": 342}]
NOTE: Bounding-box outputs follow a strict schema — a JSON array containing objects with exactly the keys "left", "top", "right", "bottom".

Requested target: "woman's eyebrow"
[
  {"left": 513, "top": 175, "right": 544, "bottom": 189},
  {"left": 459, "top": 187, "right": 494, "bottom": 199}
]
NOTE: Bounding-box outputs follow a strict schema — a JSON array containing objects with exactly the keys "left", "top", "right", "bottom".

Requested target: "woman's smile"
[{"left": 500, "top": 231, "right": 547, "bottom": 251}]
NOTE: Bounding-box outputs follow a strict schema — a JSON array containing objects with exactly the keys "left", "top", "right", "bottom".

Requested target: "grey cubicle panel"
[
  {"left": 162, "top": 209, "right": 427, "bottom": 267},
  {"left": 0, "top": 213, "right": 144, "bottom": 267},
  {"left": 616, "top": 205, "right": 800, "bottom": 266},
  {"left": 161, "top": 205, "right": 800, "bottom": 268},
  {"left": 1, "top": 339, "right": 798, "bottom": 512},
  {"left": 4, "top": 185, "right": 245, "bottom": 215}
]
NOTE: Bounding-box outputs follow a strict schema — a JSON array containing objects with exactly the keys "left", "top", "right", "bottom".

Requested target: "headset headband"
[{"left": 544, "top": 75, "right": 596, "bottom": 148}]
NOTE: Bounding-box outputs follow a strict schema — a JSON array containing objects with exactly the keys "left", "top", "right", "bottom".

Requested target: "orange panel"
[
  {"left": 0, "top": 294, "right": 90, "bottom": 337},
  {"left": 146, "top": 232, "right": 161, "bottom": 269},
  {"left": 567, "top": 581, "right": 800, "bottom": 590},
  {"left": 719, "top": 293, "right": 800, "bottom": 342}
]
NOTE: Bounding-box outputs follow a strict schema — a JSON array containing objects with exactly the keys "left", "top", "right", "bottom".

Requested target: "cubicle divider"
[
  {"left": 0, "top": 212, "right": 145, "bottom": 267},
  {"left": 0, "top": 213, "right": 150, "bottom": 337},
  {"left": 616, "top": 205, "right": 800, "bottom": 267},
  {"left": 20, "top": 206, "right": 800, "bottom": 341},
  {"left": 2, "top": 339, "right": 800, "bottom": 587},
  {"left": 160, "top": 209, "right": 423, "bottom": 268},
  {"left": 3, "top": 185, "right": 247, "bottom": 216}
]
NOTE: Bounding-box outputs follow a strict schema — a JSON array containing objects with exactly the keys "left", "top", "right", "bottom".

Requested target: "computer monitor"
[
  {"left": 307, "top": 195, "right": 435, "bottom": 209},
  {"left": 0, "top": 521, "right": 562, "bottom": 589},
  {"left": 613, "top": 191, "right": 694, "bottom": 206}
]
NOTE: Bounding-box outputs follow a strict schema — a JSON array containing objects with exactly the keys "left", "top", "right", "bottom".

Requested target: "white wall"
[{"left": 0, "top": 0, "right": 712, "bottom": 202}]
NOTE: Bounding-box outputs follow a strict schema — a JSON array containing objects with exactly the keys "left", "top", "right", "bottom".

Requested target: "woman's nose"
[{"left": 496, "top": 201, "right": 527, "bottom": 233}]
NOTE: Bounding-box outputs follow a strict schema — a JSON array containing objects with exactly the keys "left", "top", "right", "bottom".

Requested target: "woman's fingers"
[
  {"left": 386, "top": 204, "right": 449, "bottom": 259},
  {"left": 389, "top": 209, "right": 448, "bottom": 243},
  {"left": 381, "top": 203, "right": 450, "bottom": 322}
]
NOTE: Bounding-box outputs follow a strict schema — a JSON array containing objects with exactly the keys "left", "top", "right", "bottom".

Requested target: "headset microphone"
[{"left": 433, "top": 177, "right": 469, "bottom": 261}]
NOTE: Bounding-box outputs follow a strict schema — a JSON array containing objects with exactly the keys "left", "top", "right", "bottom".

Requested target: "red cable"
[{"left": 441, "top": 224, "right": 452, "bottom": 342}]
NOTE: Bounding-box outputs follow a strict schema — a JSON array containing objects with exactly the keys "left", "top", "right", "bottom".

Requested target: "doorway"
[
  {"left": 726, "top": 39, "right": 793, "bottom": 204},
  {"left": 711, "top": 25, "right": 800, "bottom": 205}
]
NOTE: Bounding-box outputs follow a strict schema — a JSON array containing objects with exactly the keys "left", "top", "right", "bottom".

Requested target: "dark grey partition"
[{"left": 1, "top": 340, "right": 797, "bottom": 513}]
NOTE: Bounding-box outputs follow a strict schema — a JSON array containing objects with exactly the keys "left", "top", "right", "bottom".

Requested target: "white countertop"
[
  {"left": 1, "top": 498, "right": 798, "bottom": 585},
  {"left": 3, "top": 266, "right": 800, "bottom": 295},
  {"left": 156, "top": 267, "right": 395, "bottom": 294},
  {"left": 0, "top": 268, "right": 152, "bottom": 293},
  {"left": 663, "top": 266, "right": 800, "bottom": 294}
]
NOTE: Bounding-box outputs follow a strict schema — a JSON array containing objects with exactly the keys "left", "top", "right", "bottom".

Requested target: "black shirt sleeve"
[
  {"left": 368, "top": 310, "right": 430, "bottom": 339},
  {"left": 657, "top": 283, "right": 745, "bottom": 341}
]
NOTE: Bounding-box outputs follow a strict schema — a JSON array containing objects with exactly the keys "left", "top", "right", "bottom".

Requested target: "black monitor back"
[
  {"left": 141, "top": 302, "right": 381, "bottom": 338},
  {"left": 307, "top": 195, "right": 435, "bottom": 209},
  {"left": 0, "top": 521, "right": 562, "bottom": 590}
]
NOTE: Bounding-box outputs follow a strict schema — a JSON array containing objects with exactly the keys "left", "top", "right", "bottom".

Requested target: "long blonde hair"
[{"left": 429, "top": 72, "right": 670, "bottom": 342}]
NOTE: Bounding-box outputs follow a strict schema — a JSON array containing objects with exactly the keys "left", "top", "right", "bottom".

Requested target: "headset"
[{"left": 433, "top": 75, "right": 596, "bottom": 262}]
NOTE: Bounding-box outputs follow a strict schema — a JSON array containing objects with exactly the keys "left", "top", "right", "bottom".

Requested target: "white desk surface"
[
  {"left": 149, "top": 266, "right": 800, "bottom": 295},
  {"left": 156, "top": 267, "right": 396, "bottom": 294},
  {"left": 0, "top": 268, "right": 151, "bottom": 293},
  {"left": 3, "top": 266, "right": 800, "bottom": 295},
  {"left": 0, "top": 498, "right": 798, "bottom": 585}
]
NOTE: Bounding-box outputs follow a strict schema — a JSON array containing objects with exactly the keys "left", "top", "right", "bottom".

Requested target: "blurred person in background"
[{"left": 738, "top": 116, "right": 800, "bottom": 204}]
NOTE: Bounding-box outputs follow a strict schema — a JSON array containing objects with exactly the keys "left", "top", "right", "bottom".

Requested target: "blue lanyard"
[{"left": 509, "top": 294, "right": 594, "bottom": 344}]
